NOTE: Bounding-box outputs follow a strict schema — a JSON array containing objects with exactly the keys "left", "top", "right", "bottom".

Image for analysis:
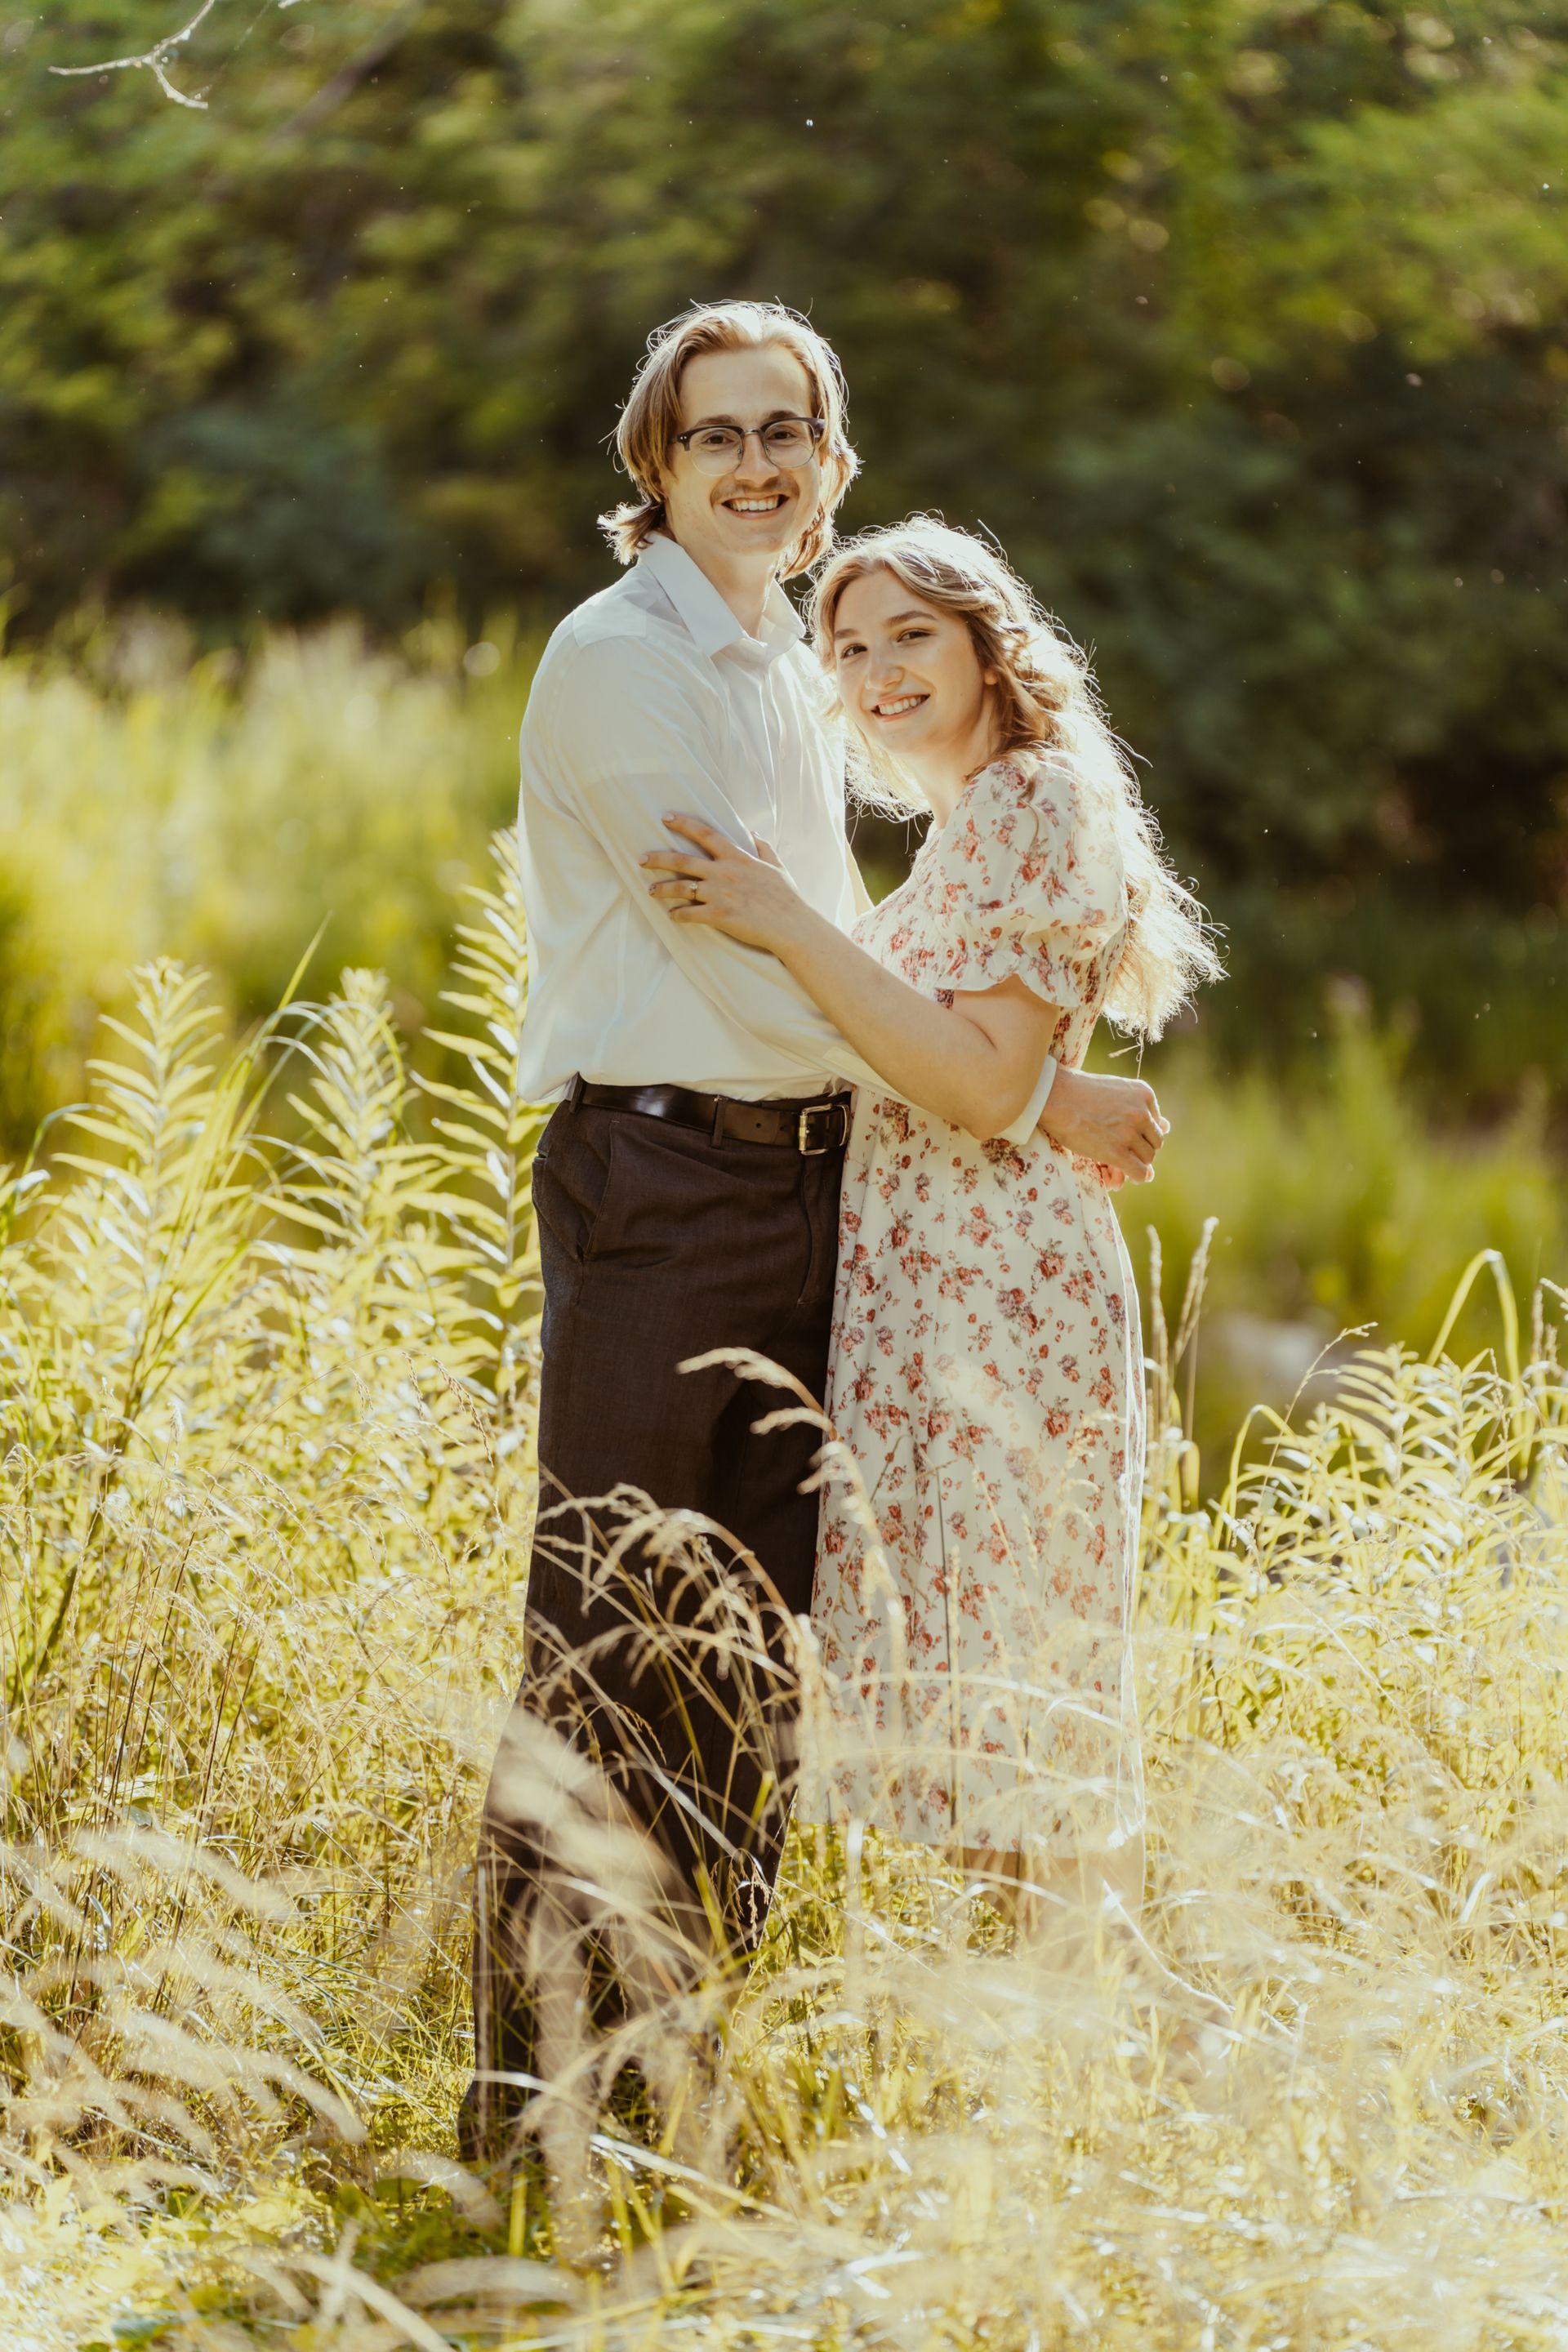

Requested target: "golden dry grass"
[{"left": 2, "top": 831, "right": 1566, "bottom": 2350}]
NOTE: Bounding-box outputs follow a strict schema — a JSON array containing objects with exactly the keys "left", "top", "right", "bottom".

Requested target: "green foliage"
[
  {"left": 1196, "top": 882, "right": 1568, "bottom": 1105},
  {"left": 0, "top": 610, "right": 529, "bottom": 1143},
  {"left": 2, "top": 613, "right": 1561, "bottom": 1450},
  {"left": 1125, "top": 1001, "right": 1568, "bottom": 1463},
  {"left": 3, "top": 1, "right": 1567, "bottom": 912}
]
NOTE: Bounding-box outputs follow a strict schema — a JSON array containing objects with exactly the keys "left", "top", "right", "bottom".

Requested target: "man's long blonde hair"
[
  {"left": 810, "top": 518, "right": 1221, "bottom": 1040},
  {"left": 600, "top": 301, "right": 859, "bottom": 577}
]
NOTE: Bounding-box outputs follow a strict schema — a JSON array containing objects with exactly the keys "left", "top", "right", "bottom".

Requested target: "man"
[{"left": 463, "top": 300, "right": 1167, "bottom": 2160}]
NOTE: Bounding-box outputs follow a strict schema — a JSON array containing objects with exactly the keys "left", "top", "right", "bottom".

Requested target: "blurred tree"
[{"left": 2, "top": 0, "right": 1566, "bottom": 918}]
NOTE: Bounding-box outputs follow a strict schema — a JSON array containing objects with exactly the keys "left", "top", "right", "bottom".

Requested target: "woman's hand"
[
  {"left": 641, "top": 814, "right": 814, "bottom": 954},
  {"left": 1038, "top": 1066, "right": 1168, "bottom": 1187}
]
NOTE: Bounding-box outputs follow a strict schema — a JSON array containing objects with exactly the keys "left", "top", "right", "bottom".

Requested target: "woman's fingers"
[
  {"left": 640, "top": 848, "right": 710, "bottom": 880},
  {"left": 662, "top": 813, "right": 728, "bottom": 854},
  {"left": 642, "top": 817, "right": 749, "bottom": 894}
]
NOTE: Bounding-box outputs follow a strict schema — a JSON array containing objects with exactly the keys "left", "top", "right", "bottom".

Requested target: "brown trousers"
[{"left": 462, "top": 1094, "right": 844, "bottom": 2154}]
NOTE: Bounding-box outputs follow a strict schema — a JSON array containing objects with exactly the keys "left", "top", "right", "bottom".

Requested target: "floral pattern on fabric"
[{"left": 802, "top": 750, "right": 1146, "bottom": 1857}]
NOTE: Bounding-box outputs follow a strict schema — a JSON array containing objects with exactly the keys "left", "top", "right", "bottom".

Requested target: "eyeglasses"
[{"left": 670, "top": 416, "right": 826, "bottom": 474}]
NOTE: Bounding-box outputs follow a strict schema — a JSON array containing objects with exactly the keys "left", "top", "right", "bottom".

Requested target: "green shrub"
[
  {"left": 1121, "top": 1000, "right": 1567, "bottom": 1462},
  {"left": 0, "top": 612, "right": 530, "bottom": 1144}
]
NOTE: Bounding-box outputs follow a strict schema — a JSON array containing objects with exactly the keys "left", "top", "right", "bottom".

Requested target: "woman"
[{"left": 643, "top": 519, "right": 1218, "bottom": 1922}]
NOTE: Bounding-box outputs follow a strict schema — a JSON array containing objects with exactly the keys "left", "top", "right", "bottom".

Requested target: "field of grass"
[
  {"left": 3, "top": 817, "right": 1567, "bottom": 2349},
  {"left": 1120, "top": 1009, "right": 1567, "bottom": 1463},
  {"left": 2, "top": 610, "right": 1562, "bottom": 1439},
  {"left": 0, "top": 612, "right": 529, "bottom": 1147}
]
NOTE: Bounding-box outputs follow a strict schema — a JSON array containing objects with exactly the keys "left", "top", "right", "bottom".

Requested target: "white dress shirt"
[{"left": 515, "top": 532, "right": 1054, "bottom": 1138}]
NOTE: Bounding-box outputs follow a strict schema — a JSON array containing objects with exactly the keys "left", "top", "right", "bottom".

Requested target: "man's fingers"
[{"left": 1114, "top": 1116, "right": 1165, "bottom": 1162}]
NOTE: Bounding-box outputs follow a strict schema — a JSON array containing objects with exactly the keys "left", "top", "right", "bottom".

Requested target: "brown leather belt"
[{"left": 569, "top": 1076, "right": 852, "bottom": 1154}]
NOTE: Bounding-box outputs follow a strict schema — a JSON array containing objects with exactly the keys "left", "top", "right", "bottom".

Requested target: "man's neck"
[{"left": 667, "top": 532, "right": 777, "bottom": 639}]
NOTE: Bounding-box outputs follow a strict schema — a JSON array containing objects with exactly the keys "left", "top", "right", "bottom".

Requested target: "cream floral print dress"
[{"left": 804, "top": 746, "right": 1145, "bottom": 1859}]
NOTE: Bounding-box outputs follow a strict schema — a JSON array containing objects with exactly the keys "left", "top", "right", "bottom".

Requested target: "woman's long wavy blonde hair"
[{"left": 809, "top": 518, "right": 1221, "bottom": 1040}]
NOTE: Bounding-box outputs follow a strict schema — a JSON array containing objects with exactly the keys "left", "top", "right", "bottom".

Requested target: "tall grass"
[
  {"left": 3, "top": 827, "right": 1567, "bottom": 2348},
  {"left": 0, "top": 611, "right": 528, "bottom": 1144},
  {"left": 4, "top": 609, "right": 1561, "bottom": 1405},
  {"left": 1135, "top": 1000, "right": 1568, "bottom": 1460}
]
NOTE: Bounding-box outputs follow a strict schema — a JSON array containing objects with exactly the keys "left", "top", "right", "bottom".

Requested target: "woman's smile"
[{"left": 832, "top": 566, "right": 999, "bottom": 810}]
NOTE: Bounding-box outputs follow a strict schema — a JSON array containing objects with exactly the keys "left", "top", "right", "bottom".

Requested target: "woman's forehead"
[{"left": 835, "top": 568, "right": 945, "bottom": 630}]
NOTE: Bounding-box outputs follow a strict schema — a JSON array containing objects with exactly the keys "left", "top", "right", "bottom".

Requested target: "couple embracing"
[{"left": 464, "top": 300, "right": 1218, "bottom": 2163}]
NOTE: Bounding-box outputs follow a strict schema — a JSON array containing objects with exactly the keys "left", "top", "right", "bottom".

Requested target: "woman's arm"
[{"left": 644, "top": 815, "right": 1058, "bottom": 1142}]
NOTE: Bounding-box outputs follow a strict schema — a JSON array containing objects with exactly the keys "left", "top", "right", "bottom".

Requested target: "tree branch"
[{"left": 48, "top": 0, "right": 221, "bottom": 109}]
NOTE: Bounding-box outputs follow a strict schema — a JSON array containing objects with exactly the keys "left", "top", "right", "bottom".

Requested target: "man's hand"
[{"left": 1038, "top": 1065, "right": 1168, "bottom": 1186}]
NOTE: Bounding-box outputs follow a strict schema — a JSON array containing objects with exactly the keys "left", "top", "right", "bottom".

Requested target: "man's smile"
[{"left": 723, "top": 492, "right": 790, "bottom": 514}]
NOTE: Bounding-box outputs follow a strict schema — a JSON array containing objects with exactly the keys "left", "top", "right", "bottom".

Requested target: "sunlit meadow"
[
  {"left": 1, "top": 792, "right": 1565, "bottom": 2346},
  {"left": 0, "top": 624, "right": 1563, "bottom": 2343},
  {"left": 3, "top": 614, "right": 1561, "bottom": 1423}
]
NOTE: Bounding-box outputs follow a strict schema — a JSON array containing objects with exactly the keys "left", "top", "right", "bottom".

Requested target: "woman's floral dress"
[{"left": 803, "top": 748, "right": 1145, "bottom": 1859}]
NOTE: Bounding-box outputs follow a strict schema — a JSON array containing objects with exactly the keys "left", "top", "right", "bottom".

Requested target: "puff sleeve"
[{"left": 925, "top": 752, "right": 1126, "bottom": 1014}]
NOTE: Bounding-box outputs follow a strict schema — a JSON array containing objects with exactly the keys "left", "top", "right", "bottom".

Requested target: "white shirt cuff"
[{"left": 998, "top": 1052, "right": 1058, "bottom": 1147}]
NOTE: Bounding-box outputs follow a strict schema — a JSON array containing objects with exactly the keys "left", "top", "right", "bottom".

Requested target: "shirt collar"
[{"left": 636, "top": 532, "right": 805, "bottom": 666}]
